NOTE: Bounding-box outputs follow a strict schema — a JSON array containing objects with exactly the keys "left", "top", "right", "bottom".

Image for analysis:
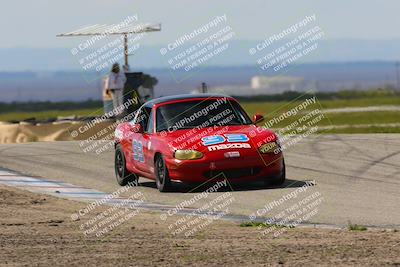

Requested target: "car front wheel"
[{"left": 155, "top": 154, "right": 172, "bottom": 192}]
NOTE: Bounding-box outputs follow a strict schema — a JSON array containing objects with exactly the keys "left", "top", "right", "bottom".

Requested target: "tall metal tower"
[{"left": 57, "top": 22, "right": 161, "bottom": 70}]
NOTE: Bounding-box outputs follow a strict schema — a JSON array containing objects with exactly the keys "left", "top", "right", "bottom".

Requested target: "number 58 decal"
[{"left": 202, "top": 134, "right": 249, "bottom": 146}]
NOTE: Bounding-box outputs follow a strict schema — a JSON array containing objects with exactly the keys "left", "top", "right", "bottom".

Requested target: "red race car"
[{"left": 114, "top": 94, "right": 285, "bottom": 192}]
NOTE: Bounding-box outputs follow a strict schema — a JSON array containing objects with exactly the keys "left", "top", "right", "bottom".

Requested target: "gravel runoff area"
[{"left": 1, "top": 184, "right": 399, "bottom": 267}]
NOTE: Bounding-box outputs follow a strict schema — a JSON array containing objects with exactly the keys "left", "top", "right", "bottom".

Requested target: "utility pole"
[
  {"left": 396, "top": 61, "right": 400, "bottom": 91},
  {"left": 201, "top": 82, "right": 208, "bottom": 93},
  {"left": 124, "top": 34, "right": 129, "bottom": 70}
]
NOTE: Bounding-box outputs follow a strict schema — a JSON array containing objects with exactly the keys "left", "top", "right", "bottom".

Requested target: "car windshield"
[{"left": 156, "top": 98, "right": 252, "bottom": 132}]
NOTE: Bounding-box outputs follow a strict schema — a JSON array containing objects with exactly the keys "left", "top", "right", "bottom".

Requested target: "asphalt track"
[{"left": 0, "top": 134, "right": 399, "bottom": 228}]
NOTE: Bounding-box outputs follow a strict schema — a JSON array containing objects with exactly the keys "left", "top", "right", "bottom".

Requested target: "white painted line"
[{"left": 1, "top": 169, "right": 390, "bottom": 230}]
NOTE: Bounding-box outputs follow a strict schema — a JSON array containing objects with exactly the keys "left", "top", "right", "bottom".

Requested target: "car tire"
[
  {"left": 155, "top": 154, "right": 172, "bottom": 192},
  {"left": 115, "top": 144, "right": 139, "bottom": 186},
  {"left": 272, "top": 159, "right": 286, "bottom": 185},
  {"left": 265, "top": 159, "right": 286, "bottom": 186}
]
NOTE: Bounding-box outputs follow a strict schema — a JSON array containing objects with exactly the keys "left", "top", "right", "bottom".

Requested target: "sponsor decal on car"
[
  {"left": 202, "top": 133, "right": 251, "bottom": 151},
  {"left": 208, "top": 143, "right": 251, "bottom": 151}
]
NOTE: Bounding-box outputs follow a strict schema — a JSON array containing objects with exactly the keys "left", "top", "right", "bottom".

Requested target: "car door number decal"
[
  {"left": 202, "top": 134, "right": 249, "bottom": 146},
  {"left": 133, "top": 140, "right": 145, "bottom": 163}
]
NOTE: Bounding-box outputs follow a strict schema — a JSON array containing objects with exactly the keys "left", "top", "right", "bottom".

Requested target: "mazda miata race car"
[{"left": 114, "top": 94, "right": 285, "bottom": 192}]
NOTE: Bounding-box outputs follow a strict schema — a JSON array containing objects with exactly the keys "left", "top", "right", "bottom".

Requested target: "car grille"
[{"left": 204, "top": 167, "right": 262, "bottom": 179}]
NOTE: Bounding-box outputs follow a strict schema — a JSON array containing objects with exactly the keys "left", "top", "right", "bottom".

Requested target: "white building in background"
[
  {"left": 251, "top": 76, "right": 306, "bottom": 92},
  {"left": 197, "top": 75, "right": 315, "bottom": 96}
]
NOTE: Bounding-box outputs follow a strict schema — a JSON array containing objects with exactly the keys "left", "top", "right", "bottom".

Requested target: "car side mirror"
[
  {"left": 253, "top": 114, "right": 264, "bottom": 124},
  {"left": 130, "top": 124, "right": 144, "bottom": 133}
]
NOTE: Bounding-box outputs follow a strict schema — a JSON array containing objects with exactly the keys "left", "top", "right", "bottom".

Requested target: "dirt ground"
[{"left": 0, "top": 185, "right": 399, "bottom": 267}]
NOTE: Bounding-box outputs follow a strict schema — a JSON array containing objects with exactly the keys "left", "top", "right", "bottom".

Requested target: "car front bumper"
[{"left": 165, "top": 152, "right": 284, "bottom": 183}]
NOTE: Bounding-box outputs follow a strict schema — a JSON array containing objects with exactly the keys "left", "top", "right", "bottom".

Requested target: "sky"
[{"left": 1, "top": 0, "right": 399, "bottom": 48}]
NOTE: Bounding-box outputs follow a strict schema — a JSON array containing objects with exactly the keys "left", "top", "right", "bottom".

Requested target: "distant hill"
[
  {"left": 0, "top": 62, "right": 398, "bottom": 102},
  {"left": 0, "top": 39, "right": 399, "bottom": 102},
  {"left": 1, "top": 39, "right": 400, "bottom": 71}
]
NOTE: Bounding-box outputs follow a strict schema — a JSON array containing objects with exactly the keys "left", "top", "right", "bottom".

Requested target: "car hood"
[{"left": 158, "top": 125, "right": 278, "bottom": 152}]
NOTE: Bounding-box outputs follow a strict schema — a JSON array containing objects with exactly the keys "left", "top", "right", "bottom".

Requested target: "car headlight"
[
  {"left": 174, "top": 150, "right": 203, "bottom": 160},
  {"left": 259, "top": 142, "right": 279, "bottom": 154}
]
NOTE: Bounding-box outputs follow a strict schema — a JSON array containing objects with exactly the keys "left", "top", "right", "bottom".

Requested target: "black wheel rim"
[
  {"left": 116, "top": 151, "right": 124, "bottom": 178},
  {"left": 157, "top": 158, "right": 165, "bottom": 185}
]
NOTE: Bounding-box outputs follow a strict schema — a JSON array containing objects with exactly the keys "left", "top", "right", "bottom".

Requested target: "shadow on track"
[{"left": 137, "top": 178, "right": 314, "bottom": 193}]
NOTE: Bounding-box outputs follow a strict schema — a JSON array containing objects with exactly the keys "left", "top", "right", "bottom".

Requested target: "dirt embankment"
[
  {"left": 0, "top": 121, "right": 114, "bottom": 143},
  {"left": 1, "top": 185, "right": 399, "bottom": 266}
]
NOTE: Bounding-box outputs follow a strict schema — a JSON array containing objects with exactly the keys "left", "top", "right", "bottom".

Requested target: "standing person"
[{"left": 106, "top": 63, "right": 126, "bottom": 113}]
